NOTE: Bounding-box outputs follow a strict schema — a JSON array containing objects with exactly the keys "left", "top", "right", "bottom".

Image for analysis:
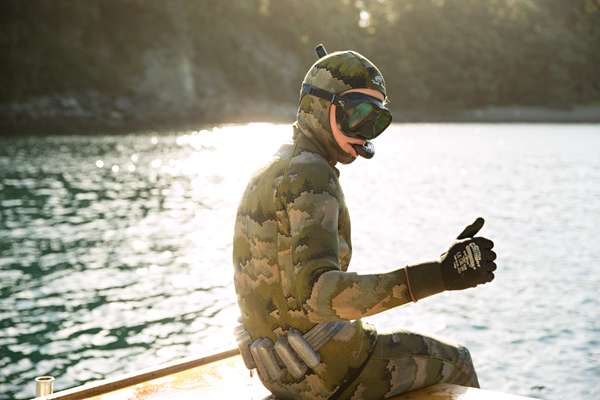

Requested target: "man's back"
[{"left": 232, "top": 138, "right": 375, "bottom": 399}]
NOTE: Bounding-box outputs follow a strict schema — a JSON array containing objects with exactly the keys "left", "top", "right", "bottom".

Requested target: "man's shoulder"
[
  {"left": 246, "top": 145, "right": 292, "bottom": 183},
  {"left": 288, "top": 149, "right": 337, "bottom": 179},
  {"left": 281, "top": 149, "right": 340, "bottom": 200}
]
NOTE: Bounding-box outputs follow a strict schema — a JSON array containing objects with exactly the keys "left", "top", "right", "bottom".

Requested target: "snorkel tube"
[
  {"left": 314, "top": 44, "right": 377, "bottom": 160},
  {"left": 315, "top": 43, "right": 328, "bottom": 58}
]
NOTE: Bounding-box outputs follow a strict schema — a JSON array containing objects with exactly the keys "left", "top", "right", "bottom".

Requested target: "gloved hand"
[{"left": 440, "top": 217, "right": 497, "bottom": 291}]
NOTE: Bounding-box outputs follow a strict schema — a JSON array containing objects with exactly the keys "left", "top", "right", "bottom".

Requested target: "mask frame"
[{"left": 300, "top": 83, "right": 392, "bottom": 141}]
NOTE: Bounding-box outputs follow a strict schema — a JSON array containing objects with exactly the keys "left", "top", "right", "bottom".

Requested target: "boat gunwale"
[{"left": 33, "top": 347, "right": 240, "bottom": 400}]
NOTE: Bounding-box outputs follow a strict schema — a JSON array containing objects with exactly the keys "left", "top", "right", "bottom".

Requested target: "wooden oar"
[{"left": 35, "top": 347, "right": 240, "bottom": 400}]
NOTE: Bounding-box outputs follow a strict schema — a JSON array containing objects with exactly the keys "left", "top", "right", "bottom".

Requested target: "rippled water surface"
[{"left": 1, "top": 124, "right": 599, "bottom": 399}]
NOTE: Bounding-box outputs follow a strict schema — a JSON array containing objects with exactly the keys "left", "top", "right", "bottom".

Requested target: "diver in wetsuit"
[{"left": 232, "top": 46, "right": 497, "bottom": 399}]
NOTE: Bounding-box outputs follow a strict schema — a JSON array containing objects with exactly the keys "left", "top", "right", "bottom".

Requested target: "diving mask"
[{"left": 300, "top": 83, "right": 392, "bottom": 158}]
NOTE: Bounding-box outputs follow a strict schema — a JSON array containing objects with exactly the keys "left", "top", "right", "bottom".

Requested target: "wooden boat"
[{"left": 34, "top": 348, "right": 536, "bottom": 400}]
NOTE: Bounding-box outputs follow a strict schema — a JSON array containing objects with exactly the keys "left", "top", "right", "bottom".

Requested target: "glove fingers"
[
  {"left": 484, "top": 250, "right": 497, "bottom": 261},
  {"left": 474, "top": 236, "right": 494, "bottom": 249},
  {"left": 485, "top": 272, "right": 495, "bottom": 282},
  {"left": 456, "top": 217, "right": 485, "bottom": 240},
  {"left": 482, "top": 261, "right": 497, "bottom": 272}
]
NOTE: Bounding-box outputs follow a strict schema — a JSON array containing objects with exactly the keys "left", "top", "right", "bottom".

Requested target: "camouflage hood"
[{"left": 293, "top": 50, "right": 387, "bottom": 165}]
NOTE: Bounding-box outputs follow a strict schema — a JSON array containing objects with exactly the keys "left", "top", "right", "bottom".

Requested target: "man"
[{"left": 233, "top": 46, "right": 497, "bottom": 399}]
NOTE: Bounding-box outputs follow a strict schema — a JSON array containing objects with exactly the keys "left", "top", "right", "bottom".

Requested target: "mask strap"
[{"left": 300, "top": 84, "right": 344, "bottom": 106}]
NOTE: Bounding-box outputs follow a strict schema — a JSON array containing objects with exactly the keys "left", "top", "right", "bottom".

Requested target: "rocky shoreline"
[
  {"left": 0, "top": 95, "right": 297, "bottom": 135},
  {"left": 1, "top": 96, "right": 598, "bottom": 136}
]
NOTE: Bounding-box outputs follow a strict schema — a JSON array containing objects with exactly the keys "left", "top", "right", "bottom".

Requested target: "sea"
[{"left": 1, "top": 123, "right": 599, "bottom": 399}]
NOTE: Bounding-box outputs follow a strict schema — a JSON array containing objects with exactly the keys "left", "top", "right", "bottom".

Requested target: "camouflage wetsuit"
[{"left": 233, "top": 51, "right": 479, "bottom": 400}]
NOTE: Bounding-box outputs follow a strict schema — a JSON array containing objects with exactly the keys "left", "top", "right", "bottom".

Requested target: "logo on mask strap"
[{"left": 371, "top": 75, "right": 384, "bottom": 88}]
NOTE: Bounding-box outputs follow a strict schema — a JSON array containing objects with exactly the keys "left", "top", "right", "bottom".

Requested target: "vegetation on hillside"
[{"left": 2, "top": 0, "right": 600, "bottom": 132}]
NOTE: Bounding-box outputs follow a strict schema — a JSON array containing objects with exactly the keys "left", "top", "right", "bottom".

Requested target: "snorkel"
[
  {"left": 354, "top": 141, "right": 376, "bottom": 159},
  {"left": 315, "top": 43, "right": 328, "bottom": 58},
  {"left": 313, "top": 44, "right": 389, "bottom": 160}
]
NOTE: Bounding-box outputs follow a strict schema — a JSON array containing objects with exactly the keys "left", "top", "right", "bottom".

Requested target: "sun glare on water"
[{"left": 176, "top": 123, "right": 289, "bottom": 178}]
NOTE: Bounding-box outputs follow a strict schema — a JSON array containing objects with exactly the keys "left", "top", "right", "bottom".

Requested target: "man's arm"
[
  {"left": 279, "top": 159, "right": 496, "bottom": 323},
  {"left": 305, "top": 261, "right": 445, "bottom": 322},
  {"left": 304, "top": 218, "right": 496, "bottom": 322},
  {"left": 279, "top": 158, "right": 445, "bottom": 322}
]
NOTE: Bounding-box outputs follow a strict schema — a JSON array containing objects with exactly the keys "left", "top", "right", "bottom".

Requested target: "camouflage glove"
[{"left": 440, "top": 217, "right": 497, "bottom": 291}]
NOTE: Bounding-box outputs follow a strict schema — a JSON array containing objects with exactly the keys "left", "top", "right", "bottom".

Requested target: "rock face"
[{"left": 2, "top": 0, "right": 600, "bottom": 134}]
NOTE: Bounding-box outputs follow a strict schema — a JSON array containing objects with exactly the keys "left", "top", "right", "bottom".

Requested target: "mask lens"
[
  {"left": 337, "top": 92, "right": 392, "bottom": 139},
  {"left": 372, "top": 110, "right": 392, "bottom": 136},
  {"left": 346, "top": 102, "right": 375, "bottom": 130}
]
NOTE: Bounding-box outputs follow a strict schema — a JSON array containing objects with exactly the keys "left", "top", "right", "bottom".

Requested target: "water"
[{"left": 0, "top": 124, "right": 598, "bottom": 399}]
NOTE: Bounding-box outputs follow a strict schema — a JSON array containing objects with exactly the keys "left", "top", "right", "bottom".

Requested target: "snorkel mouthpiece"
[{"left": 352, "top": 141, "right": 375, "bottom": 159}]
